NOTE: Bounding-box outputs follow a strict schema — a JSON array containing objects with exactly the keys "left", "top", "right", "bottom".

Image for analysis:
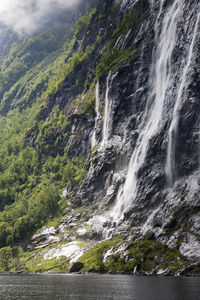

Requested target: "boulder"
[{"left": 69, "top": 262, "right": 84, "bottom": 273}]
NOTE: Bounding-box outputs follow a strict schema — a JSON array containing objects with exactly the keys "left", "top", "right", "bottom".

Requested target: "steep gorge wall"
[
  {"left": 0, "top": 0, "right": 199, "bottom": 274},
  {"left": 47, "top": 0, "right": 200, "bottom": 262}
]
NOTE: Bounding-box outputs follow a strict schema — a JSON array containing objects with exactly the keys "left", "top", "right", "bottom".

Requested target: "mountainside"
[{"left": 0, "top": 0, "right": 200, "bottom": 276}]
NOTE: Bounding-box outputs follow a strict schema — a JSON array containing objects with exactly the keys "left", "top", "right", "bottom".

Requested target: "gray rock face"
[
  {"left": 180, "top": 234, "right": 200, "bottom": 261},
  {"left": 189, "top": 213, "right": 200, "bottom": 236},
  {"left": 31, "top": 227, "right": 61, "bottom": 248},
  {"left": 38, "top": 0, "right": 200, "bottom": 264}
]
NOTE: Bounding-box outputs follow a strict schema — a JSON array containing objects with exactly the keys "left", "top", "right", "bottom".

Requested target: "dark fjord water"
[{"left": 0, "top": 274, "right": 199, "bottom": 300}]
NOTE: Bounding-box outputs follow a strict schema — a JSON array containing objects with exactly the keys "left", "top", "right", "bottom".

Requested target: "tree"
[
  {"left": 0, "top": 222, "right": 14, "bottom": 247},
  {"left": 0, "top": 246, "right": 12, "bottom": 271}
]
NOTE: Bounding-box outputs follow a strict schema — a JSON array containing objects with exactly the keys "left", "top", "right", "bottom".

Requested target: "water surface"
[{"left": 0, "top": 274, "right": 199, "bottom": 300}]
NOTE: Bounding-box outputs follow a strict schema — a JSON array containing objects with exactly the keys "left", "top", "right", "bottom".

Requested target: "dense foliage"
[
  {"left": 0, "top": 1, "right": 147, "bottom": 258},
  {"left": 0, "top": 13, "right": 95, "bottom": 244},
  {"left": 0, "top": 105, "right": 86, "bottom": 246}
]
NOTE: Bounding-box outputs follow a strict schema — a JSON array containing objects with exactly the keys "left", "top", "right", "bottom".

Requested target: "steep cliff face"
[
  {"left": 0, "top": 0, "right": 200, "bottom": 275},
  {"left": 27, "top": 0, "right": 200, "bottom": 273},
  {"left": 50, "top": 1, "right": 200, "bottom": 270},
  {"left": 53, "top": 0, "right": 200, "bottom": 245},
  {"left": 28, "top": 0, "right": 200, "bottom": 274}
]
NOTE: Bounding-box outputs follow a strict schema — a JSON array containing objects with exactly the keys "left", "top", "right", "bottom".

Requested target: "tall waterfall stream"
[
  {"left": 166, "top": 12, "right": 200, "bottom": 186},
  {"left": 91, "top": 80, "right": 100, "bottom": 148},
  {"left": 101, "top": 72, "right": 118, "bottom": 148},
  {"left": 109, "top": 0, "right": 182, "bottom": 226},
  {"left": 89, "top": 0, "right": 200, "bottom": 238}
]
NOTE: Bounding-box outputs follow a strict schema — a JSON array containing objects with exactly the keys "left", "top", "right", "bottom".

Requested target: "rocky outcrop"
[{"left": 31, "top": 227, "right": 61, "bottom": 249}]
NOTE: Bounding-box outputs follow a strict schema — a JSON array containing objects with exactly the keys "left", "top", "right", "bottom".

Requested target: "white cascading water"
[
  {"left": 109, "top": 0, "right": 182, "bottom": 224},
  {"left": 101, "top": 72, "right": 117, "bottom": 147},
  {"left": 166, "top": 13, "right": 200, "bottom": 186},
  {"left": 91, "top": 80, "right": 100, "bottom": 148}
]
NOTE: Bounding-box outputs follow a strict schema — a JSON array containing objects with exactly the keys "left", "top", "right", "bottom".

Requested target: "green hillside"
[{"left": 0, "top": 8, "right": 98, "bottom": 248}]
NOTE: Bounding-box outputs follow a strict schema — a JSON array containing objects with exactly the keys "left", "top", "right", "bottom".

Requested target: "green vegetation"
[
  {"left": 0, "top": 245, "right": 69, "bottom": 272},
  {"left": 23, "top": 254, "right": 70, "bottom": 273},
  {"left": 0, "top": 246, "right": 13, "bottom": 271},
  {"left": 0, "top": 8, "right": 97, "bottom": 114},
  {"left": 80, "top": 91, "right": 96, "bottom": 117},
  {"left": 117, "top": 239, "right": 188, "bottom": 273},
  {"left": 45, "top": 44, "right": 94, "bottom": 100},
  {"left": 0, "top": 236, "right": 194, "bottom": 274},
  {"left": 96, "top": 47, "right": 132, "bottom": 76},
  {"left": 164, "top": 205, "right": 200, "bottom": 240},
  {"left": 0, "top": 101, "right": 87, "bottom": 246},
  {"left": 0, "top": 136, "right": 86, "bottom": 246},
  {"left": 0, "top": 0, "right": 154, "bottom": 275},
  {"left": 95, "top": 2, "right": 148, "bottom": 76},
  {"left": 0, "top": 26, "right": 73, "bottom": 112},
  {"left": 113, "top": 3, "right": 147, "bottom": 38},
  {"left": 79, "top": 237, "right": 123, "bottom": 272},
  {"left": 0, "top": 240, "right": 93, "bottom": 272},
  {"left": 78, "top": 237, "right": 190, "bottom": 273},
  {"left": 0, "top": 6, "right": 96, "bottom": 248},
  {"left": 75, "top": 8, "right": 97, "bottom": 36}
]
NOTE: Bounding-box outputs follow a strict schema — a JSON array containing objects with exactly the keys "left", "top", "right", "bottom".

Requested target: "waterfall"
[
  {"left": 91, "top": 81, "right": 100, "bottom": 148},
  {"left": 166, "top": 13, "right": 200, "bottom": 186},
  {"left": 109, "top": 0, "right": 182, "bottom": 224},
  {"left": 101, "top": 72, "right": 117, "bottom": 147}
]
